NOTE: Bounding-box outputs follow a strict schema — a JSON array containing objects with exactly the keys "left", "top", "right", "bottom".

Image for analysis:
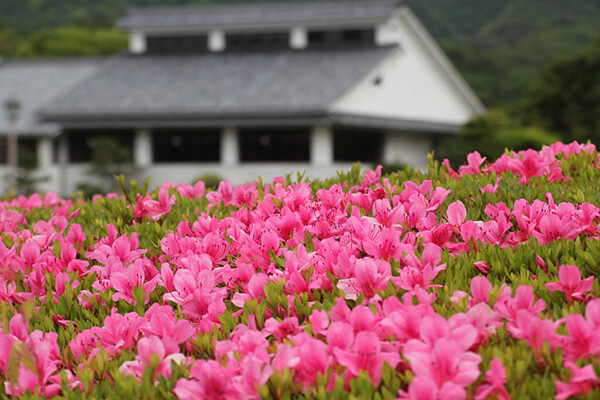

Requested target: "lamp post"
[{"left": 4, "top": 97, "right": 21, "bottom": 193}]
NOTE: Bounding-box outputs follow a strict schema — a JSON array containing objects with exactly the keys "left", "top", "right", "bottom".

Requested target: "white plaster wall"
[
  {"left": 331, "top": 12, "right": 479, "bottom": 125},
  {"left": 0, "top": 165, "right": 60, "bottom": 196},
  {"left": 51, "top": 163, "right": 363, "bottom": 195},
  {"left": 141, "top": 163, "right": 361, "bottom": 187},
  {"left": 382, "top": 131, "right": 432, "bottom": 170},
  {"left": 375, "top": 13, "right": 402, "bottom": 46}
]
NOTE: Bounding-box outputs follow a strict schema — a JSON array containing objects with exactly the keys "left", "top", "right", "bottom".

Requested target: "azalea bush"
[{"left": 2, "top": 141, "right": 600, "bottom": 399}]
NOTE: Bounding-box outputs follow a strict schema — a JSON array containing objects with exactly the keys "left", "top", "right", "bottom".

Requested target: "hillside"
[
  {"left": 410, "top": 0, "right": 600, "bottom": 104},
  {"left": 1, "top": 0, "right": 599, "bottom": 105}
]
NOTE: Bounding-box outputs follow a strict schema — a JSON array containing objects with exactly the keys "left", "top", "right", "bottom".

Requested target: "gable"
[{"left": 330, "top": 7, "right": 485, "bottom": 127}]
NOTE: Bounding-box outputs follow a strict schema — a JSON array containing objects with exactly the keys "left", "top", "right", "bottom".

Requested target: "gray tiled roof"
[
  {"left": 42, "top": 47, "right": 393, "bottom": 121},
  {"left": 0, "top": 58, "right": 106, "bottom": 136},
  {"left": 117, "top": 0, "right": 403, "bottom": 31}
]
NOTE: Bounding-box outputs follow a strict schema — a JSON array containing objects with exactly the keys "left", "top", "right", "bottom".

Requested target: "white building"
[{"left": 0, "top": 0, "right": 484, "bottom": 195}]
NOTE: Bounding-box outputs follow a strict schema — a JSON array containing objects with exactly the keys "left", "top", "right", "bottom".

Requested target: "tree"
[
  {"left": 520, "top": 40, "right": 600, "bottom": 144},
  {"left": 15, "top": 27, "right": 127, "bottom": 58},
  {"left": 78, "top": 135, "right": 140, "bottom": 197},
  {"left": 439, "top": 110, "right": 560, "bottom": 167},
  {"left": 16, "top": 143, "right": 49, "bottom": 196},
  {"left": 0, "top": 28, "right": 22, "bottom": 57}
]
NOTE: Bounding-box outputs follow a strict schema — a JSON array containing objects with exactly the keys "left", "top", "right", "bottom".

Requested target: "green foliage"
[
  {"left": 439, "top": 110, "right": 560, "bottom": 166},
  {"left": 0, "top": 28, "right": 23, "bottom": 57},
  {"left": 412, "top": 0, "right": 600, "bottom": 105},
  {"left": 15, "top": 27, "right": 127, "bottom": 58},
  {"left": 380, "top": 163, "right": 407, "bottom": 177},
  {"left": 4, "top": 146, "right": 600, "bottom": 398},
  {"left": 17, "top": 141, "right": 49, "bottom": 196},
  {"left": 193, "top": 173, "right": 223, "bottom": 190},
  {"left": 520, "top": 39, "right": 600, "bottom": 145},
  {"left": 78, "top": 135, "right": 140, "bottom": 197}
]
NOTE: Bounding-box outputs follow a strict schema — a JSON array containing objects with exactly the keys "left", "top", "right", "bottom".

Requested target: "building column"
[
  {"left": 57, "top": 132, "right": 69, "bottom": 196},
  {"left": 34, "top": 137, "right": 53, "bottom": 193},
  {"left": 382, "top": 131, "right": 397, "bottom": 164},
  {"left": 209, "top": 30, "right": 226, "bottom": 52},
  {"left": 129, "top": 31, "right": 147, "bottom": 54},
  {"left": 310, "top": 125, "right": 333, "bottom": 165},
  {"left": 37, "top": 137, "right": 53, "bottom": 169},
  {"left": 134, "top": 128, "right": 153, "bottom": 167},
  {"left": 290, "top": 27, "right": 307, "bottom": 49},
  {"left": 221, "top": 127, "right": 239, "bottom": 166}
]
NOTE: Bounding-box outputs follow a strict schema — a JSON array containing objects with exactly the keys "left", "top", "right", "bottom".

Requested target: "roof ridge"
[
  {"left": 126, "top": 0, "right": 403, "bottom": 14},
  {"left": 116, "top": 0, "right": 405, "bottom": 30}
]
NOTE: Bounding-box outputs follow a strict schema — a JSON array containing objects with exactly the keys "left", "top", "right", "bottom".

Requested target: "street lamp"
[{"left": 4, "top": 96, "right": 21, "bottom": 193}]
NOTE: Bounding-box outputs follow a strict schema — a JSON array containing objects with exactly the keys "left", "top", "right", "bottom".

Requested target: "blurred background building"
[{"left": 1, "top": 0, "right": 598, "bottom": 195}]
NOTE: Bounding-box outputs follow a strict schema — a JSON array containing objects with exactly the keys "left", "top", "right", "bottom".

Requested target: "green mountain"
[
  {"left": 1, "top": 0, "right": 599, "bottom": 106},
  {"left": 410, "top": 0, "right": 600, "bottom": 105}
]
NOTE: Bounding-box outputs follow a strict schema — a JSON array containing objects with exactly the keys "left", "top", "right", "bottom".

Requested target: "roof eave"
[
  {"left": 116, "top": 17, "right": 385, "bottom": 33},
  {"left": 40, "top": 109, "right": 460, "bottom": 134}
]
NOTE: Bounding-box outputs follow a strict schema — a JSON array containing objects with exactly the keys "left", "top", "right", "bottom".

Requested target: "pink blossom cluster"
[
  {"left": 0, "top": 141, "right": 599, "bottom": 398},
  {"left": 444, "top": 141, "right": 598, "bottom": 183}
]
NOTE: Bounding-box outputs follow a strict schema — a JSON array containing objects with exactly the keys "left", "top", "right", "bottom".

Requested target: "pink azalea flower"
[
  {"left": 533, "top": 214, "right": 581, "bottom": 244},
  {"left": 458, "top": 151, "right": 486, "bottom": 175},
  {"left": 227, "top": 357, "right": 272, "bottom": 399},
  {"left": 447, "top": 201, "right": 467, "bottom": 226},
  {"left": 363, "top": 165, "right": 383, "bottom": 186},
  {"left": 293, "top": 337, "right": 333, "bottom": 386},
  {"left": 326, "top": 321, "right": 354, "bottom": 351},
  {"left": 120, "top": 336, "right": 186, "bottom": 382},
  {"left": 555, "top": 361, "right": 600, "bottom": 400},
  {"left": 69, "top": 329, "right": 100, "bottom": 361},
  {"left": 546, "top": 265, "right": 594, "bottom": 304},
  {"left": 308, "top": 310, "right": 330, "bottom": 336},
  {"left": 0, "top": 333, "right": 14, "bottom": 374},
  {"left": 474, "top": 358, "right": 510, "bottom": 400},
  {"left": 176, "top": 180, "right": 206, "bottom": 199},
  {"left": 507, "top": 310, "right": 561, "bottom": 352},
  {"left": 337, "top": 257, "right": 391, "bottom": 301},
  {"left": 473, "top": 261, "right": 490, "bottom": 275},
  {"left": 561, "top": 314, "right": 600, "bottom": 360},
  {"left": 264, "top": 317, "right": 300, "bottom": 340},
  {"left": 442, "top": 159, "right": 460, "bottom": 181},
  {"left": 404, "top": 337, "right": 481, "bottom": 392},
  {"left": 141, "top": 305, "right": 195, "bottom": 347},
  {"left": 372, "top": 198, "right": 404, "bottom": 227},
  {"left": 174, "top": 359, "right": 236, "bottom": 400},
  {"left": 334, "top": 330, "right": 400, "bottom": 383},
  {"left": 5, "top": 334, "right": 62, "bottom": 397},
  {"left": 111, "top": 258, "right": 160, "bottom": 304},
  {"left": 399, "top": 376, "right": 467, "bottom": 400},
  {"left": 480, "top": 177, "right": 502, "bottom": 194},
  {"left": 271, "top": 343, "right": 300, "bottom": 371},
  {"left": 91, "top": 312, "right": 146, "bottom": 356},
  {"left": 470, "top": 276, "right": 493, "bottom": 305},
  {"left": 495, "top": 285, "right": 545, "bottom": 321}
]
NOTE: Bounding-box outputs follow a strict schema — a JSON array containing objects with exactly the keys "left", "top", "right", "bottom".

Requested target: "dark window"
[
  {"left": 153, "top": 129, "right": 220, "bottom": 163},
  {"left": 146, "top": 35, "right": 208, "bottom": 54},
  {"left": 334, "top": 129, "right": 383, "bottom": 162},
  {"left": 0, "top": 138, "right": 38, "bottom": 165},
  {"left": 67, "top": 130, "right": 134, "bottom": 162},
  {"left": 227, "top": 32, "right": 289, "bottom": 52},
  {"left": 308, "top": 29, "right": 375, "bottom": 49},
  {"left": 240, "top": 129, "right": 310, "bottom": 162}
]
